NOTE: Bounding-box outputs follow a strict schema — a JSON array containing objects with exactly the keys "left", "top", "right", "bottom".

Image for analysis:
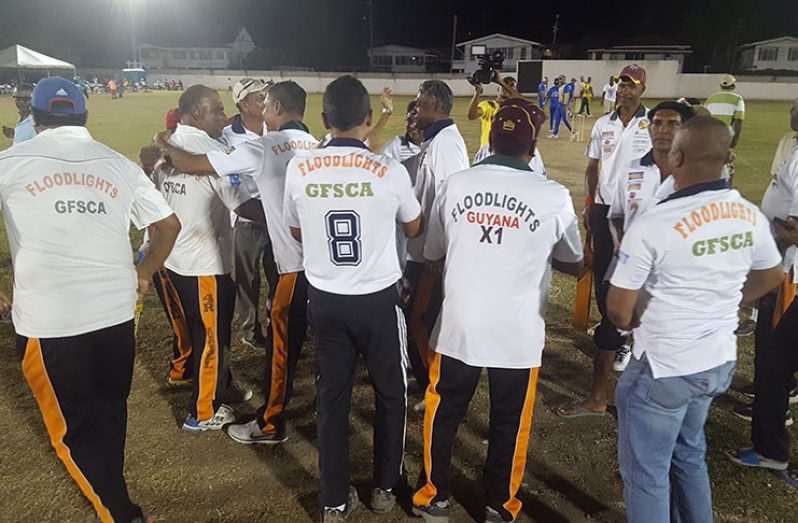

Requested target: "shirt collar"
[
  {"left": 279, "top": 119, "right": 310, "bottom": 133},
  {"left": 658, "top": 179, "right": 730, "bottom": 204},
  {"left": 610, "top": 104, "right": 647, "bottom": 122},
  {"left": 325, "top": 137, "right": 369, "bottom": 149},
  {"left": 231, "top": 114, "right": 247, "bottom": 134},
  {"left": 423, "top": 118, "right": 454, "bottom": 142},
  {"left": 640, "top": 149, "right": 655, "bottom": 166},
  {"left": 36, "top": 126, "right": 92, "bottom": 139},
  {"left": 475, "top": 154, "right": 533, "bottom": 172}
]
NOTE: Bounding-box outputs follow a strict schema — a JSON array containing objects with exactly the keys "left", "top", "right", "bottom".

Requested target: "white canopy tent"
[{"left": 0, "top": 44, "right": 76, "bottom": 81}]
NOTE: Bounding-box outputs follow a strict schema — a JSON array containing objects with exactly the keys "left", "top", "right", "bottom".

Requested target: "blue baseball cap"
[{"left": 31, "top": 77, "right": 87, "bottom": 115}]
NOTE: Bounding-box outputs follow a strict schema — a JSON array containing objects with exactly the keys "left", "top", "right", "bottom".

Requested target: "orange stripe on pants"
[
  {"left": 413, "top": 352, "right": 443, "bottom": 507},
  {"left": 502, "top": 367, "right": 540, "bottom": 519},
  {"left": 197, "top": 276, "right": 219, "bottom": 422},
  {"left": 159, "top": 268, "right": 192, "bottom": 381},
  {"left": 773, "top": 270, "right": 796, "bottom": 328},
  {"left": 22, "top": 338, "right": 114, "bottom": 523},
  {"left": 263, "top": 272, "right": 297, "bottom": 434}
]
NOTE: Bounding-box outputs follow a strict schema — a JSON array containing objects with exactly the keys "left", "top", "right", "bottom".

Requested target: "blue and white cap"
[{"left": 31, "top": 77, "right": 87, "bottom": 115}]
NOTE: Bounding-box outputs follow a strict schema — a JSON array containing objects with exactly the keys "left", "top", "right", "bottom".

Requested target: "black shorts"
[{"left": 589, "top": 204, "right": 627, "bottom": 351}]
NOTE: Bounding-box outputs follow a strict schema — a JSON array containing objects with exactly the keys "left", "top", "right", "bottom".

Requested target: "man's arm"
[
  {"left": 552, "top": 258, "right": 585, "bottom": 276},
  {"left": 290, "top": 227, "right": 301, "bottom": 242},
  {"left": 607, "top": 286, "right": 640, "bottom": 331},
  {"left": 583, "top": 157, "right": 601, "bottom": 230},
  {"left": 402, "top": 214, "right": 423, "bottom": 238},
  {"left": 154, "top": 131, "right": 216, "bottom": 176},
  {"left": 467, "top": 84, "right": 484, "bottom": 120},
  {"left": 731, "top": 119, "right": 743, "bottom": 149},
  {"left": 365, "top": 87, "right": 394, "bottom": 152},
  {"left": 136, "top": 214, "right": 181, "bottom": 301},
  {"left": 741, "top": 266, "right": 783, "bottom": 303},
  {"left": 234, "top": 199, "right": 266, "bottom": 223}
]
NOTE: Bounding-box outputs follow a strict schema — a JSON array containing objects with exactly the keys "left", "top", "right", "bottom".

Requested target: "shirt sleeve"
[
  {"left": 752, "top": 208, "right": 783, "bottom": 270},
  {"left": 430, "top": 138, "right": 469, "bottom": 187},
  {"left": 282, "top": 159, "right": 301, "bottom": 228},
  {"left": 393, "top": 163, "right": 422, "bottom": 223},
  {"left": 586, "top": 120, "right": 602, "bottom": 159},
  {"left": 610, "top": 218, "right": 655, "bottom": 290},
  {"left": 211, "top": 170, "right": 259, "bottom": 212},
  {"left": 206, "top": 140, "right": 264, "bottom": 179},
  {"left": 423, "top": 179, "right": 447, "bottom": 261},
  {"left": 735, "top": 97, "right": 746, "bottom": 121},
  {"left": 786, "top": 156, "right": 798, "bottom": 217},
  {"left": 552, "top": 195, "right": 584, "bottom": 263},
  {"left": 128, "top": 164, "right": 176, "bottom": 230}
]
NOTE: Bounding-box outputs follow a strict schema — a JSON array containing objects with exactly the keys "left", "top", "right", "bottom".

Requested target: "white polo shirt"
[
  {"left": 587, "top": 106, "right": 651, "bottom": 205},
  {"left": 609, "top": 150, "right": 673, "bottom": 231},
  {"left": 0, "top": 126, "right": 174, "bottom": 338},
  {"left": 602, "top": 83, "right": 618, "bottom": 103},
  {"left": 473, "top": 144, "right": 548, "bottom": 178},
  {"left": 382, "top": 134, "right": 421, "bottom": 163},
  {"left": 770, "top": 133, "right": 798, "bottom": 176},
  {"left": 208, "top": 121, "right": 317, "bottom": 274},
  {"left": 611, "top": 181, "right": 782, "bottom": 378},
  {"left": 221, "top": 115, "right": 267, "bottom": 226},
  {"left": 407, "top": 120, "right": 469, "bottom": 262},
  {"left": 424, "top": 155, "right": 583, "bottom": 369},
  {"left": 283, "top": 138, "right": 421, "bottom": 295},
  {"left": 163, "top": 124, "right": 259, "bottom": 276},
  {"left": 761, "top": 146, "right": 798, "bottom": 279}
]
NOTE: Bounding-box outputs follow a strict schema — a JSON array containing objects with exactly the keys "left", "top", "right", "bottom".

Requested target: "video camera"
[{"left": 467, "top": 45, "right": 505, "bottom": 85}]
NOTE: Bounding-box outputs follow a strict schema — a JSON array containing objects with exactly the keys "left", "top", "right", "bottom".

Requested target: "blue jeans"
[{"left": 616, "top": 354, "right": 735, "bottom": 523}]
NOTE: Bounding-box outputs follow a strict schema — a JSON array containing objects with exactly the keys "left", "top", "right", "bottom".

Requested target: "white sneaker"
[
  {"left": 182, "top": 404, "right": 235, "bottom": 433},
  {"left": 226, "top": 419, "right": 288, "bottom": 444},
  {"left": 613, "top": 345, "right": 632, "bottom": 372}
]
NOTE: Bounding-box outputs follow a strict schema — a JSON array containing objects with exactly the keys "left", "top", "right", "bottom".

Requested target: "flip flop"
[{"left": 556, "top": 402, "right": 610, "bottom": 419}]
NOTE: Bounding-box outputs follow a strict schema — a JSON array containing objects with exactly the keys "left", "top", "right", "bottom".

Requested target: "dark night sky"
[{"left": 0, "top": 0, "right": 794, "bottom": 72}]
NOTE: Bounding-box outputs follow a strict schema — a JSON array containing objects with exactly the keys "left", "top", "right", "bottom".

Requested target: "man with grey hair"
[{"left": 404, "top": 80, "right": 469, "bottom": 405}]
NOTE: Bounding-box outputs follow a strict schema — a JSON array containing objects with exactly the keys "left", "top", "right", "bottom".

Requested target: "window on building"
[
  {"left": 520, "top": 47, "right": 527, "bottom": 60},
  {"left": 789, "top": 47, "right": 798, "bottom": 61},
  {"left": 758, "top": 46, "right": 779, "bottom": 61},
  {"left": 190, "top": 51, "right": 196, "bottom": 59},
  {"left": 217, "top": 50, "right": 224, "bottom": 59}
]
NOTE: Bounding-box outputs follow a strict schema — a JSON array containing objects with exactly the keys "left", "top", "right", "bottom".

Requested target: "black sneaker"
[
  {"left": 322, "top": 486, "right": 360, "bottom": 523},
  {"left": 732, "top": 404, "right": 793, "bottom": 426},
  {"left": 369, "top": 487, "right": 395, "bottom": 514},
  {"left": 412, "top": 499, "right": 450, "bottom": 523},
  {"left": 739, "top": 385, "right": 798, "bottom": 405},
  {"left": 485, "top": 506, "right": 513, "bottom": 522}
]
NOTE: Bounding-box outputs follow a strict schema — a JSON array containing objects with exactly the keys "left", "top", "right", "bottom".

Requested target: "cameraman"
[{"left": 468, "top": 75, "right": 517, "bottom": 148}]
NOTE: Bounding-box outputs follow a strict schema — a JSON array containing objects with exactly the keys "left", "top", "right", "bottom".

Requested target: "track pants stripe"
[
  {"left": 158, "top": 268, "right": 192, "bottom": 381},
  {"left": 263, "top": 272, "right": 298, "bottom": 434},
  {"left": 502, "top": 367, "right": 540, "bottom": 519},
  {"left": 413, "top": 352, "right": 443, "bottom": 507},
  {"left": 22, "top": 338, "right": 114, "bottom": 523},
  {"left": 196, "top": 275, "right": 220, "bottom": 422}
]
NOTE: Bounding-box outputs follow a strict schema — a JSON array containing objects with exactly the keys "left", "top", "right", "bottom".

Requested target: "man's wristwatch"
[{"left": 382, "top": 107, "right": 393, "bottom": 115}]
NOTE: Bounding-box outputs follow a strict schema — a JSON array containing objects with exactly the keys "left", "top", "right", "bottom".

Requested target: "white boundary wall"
[{"left": 144, "top": 64, "right": 797, "bottom": 101}]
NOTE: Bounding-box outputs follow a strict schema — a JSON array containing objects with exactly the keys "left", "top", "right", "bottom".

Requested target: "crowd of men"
[{"left": 1, "top": 64, "right": 797, "bottom": 523}]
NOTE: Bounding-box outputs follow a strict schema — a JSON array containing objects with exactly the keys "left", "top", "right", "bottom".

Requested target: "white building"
[
  {"left": 737, "top": 36, "right": 798, "bottom": 72},
  {"left": 134, "top": 27, "right": 256, "bottom": 70},
  {"left": 452, "top": 33, "right": 545, "bottom": 75},
  {"left": 368, "top": 44, "right": 437, "bottom": 73},
  {"left": 587, "top": 45, "right": 691, "bottom": 72}
]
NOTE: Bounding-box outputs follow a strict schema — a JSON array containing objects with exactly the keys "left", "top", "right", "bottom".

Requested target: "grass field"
[{"left": 0, "top": 90, "right": 796, "bottom": 523}]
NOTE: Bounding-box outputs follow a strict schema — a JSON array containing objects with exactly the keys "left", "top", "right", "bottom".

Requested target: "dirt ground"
[{"left": 2, "top": 100, "right": 798, "bottom": 522}]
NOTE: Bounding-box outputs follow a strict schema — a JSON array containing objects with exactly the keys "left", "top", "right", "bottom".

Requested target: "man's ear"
[
  {"left": 274, "top": 99, "right": 284, "bottom": 116},
  {"left": 321, "top": 112, "right": 331, "bottom": 130},
  {"left": 365, "top": 109, "right": 373, "bottom": 128}
]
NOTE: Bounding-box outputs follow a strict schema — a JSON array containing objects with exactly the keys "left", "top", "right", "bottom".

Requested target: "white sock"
[{"left": 326, "top": 504, "right": 346, "bottom": 512}]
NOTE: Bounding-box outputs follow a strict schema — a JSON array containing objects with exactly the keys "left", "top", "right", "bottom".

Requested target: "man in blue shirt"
[
  {"left": 546, "top": 78, "right": 560, "bottom": 135},
  {"left": 2, "top": 83, "right": 36, "bottom": 145},
  {"left": 538, "top": 77, "right": 548, "bottom": 108}
]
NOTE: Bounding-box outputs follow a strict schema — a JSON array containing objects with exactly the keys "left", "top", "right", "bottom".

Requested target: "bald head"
[
  {"left": 177, "top": 84, "right": 227, "bottom": 138},
  {"left": 178, "top": 85, "right": 218, "bottom": 115},
  {"left": 669, "top": 116, "right": 732, "bottom": 187}
]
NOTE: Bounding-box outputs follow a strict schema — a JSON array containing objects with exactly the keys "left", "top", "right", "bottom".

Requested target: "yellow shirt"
[
  {"left": 582, "top": 82, "right": 593, "bottom": 101},
  {"left": 478, "top": 100, "right": 498, "bottom": 147}
]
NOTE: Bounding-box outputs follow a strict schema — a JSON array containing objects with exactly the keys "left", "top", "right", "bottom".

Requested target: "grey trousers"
[{"left": 233, "top": 220, "right": 279, "bottom": 341}]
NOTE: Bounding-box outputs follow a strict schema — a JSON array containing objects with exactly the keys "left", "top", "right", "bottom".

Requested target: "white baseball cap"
[
  {"left": 232, "top": 78, "right": 271, "bottom": 104},
  {"left": 720, "top": 74, "right": 736, "bottom": 88}
]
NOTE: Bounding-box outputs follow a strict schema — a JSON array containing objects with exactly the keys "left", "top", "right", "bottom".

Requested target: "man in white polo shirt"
[
  {"left": 157, "top": 81, "right": 317, "bottom": 445},
  {"left": 284, "top": 75, "right": 421, "bottom": 522},
  {"left": 411, "top": 99, "right": 584, "bottom": 523},
  {"left": 225, "top": 78, "right": 278, "bottom": 351},
  {"left": 158, "top": 85, "right": 263, "bottom": 433},
  {"left": 607, "top": 117, "right": 783, "bottom": 523},
  {"left": 405, "top": 79, "right": 469, "bottom": 399},
  {"left": 2, "top": 83, "right": 36, "bottom": 145},
  {"left": 601, "top": 76, "right": 617, "bottom": 114},
  {"left": 560, "top": 65, "right": 651, "bottom": 419},
  {"left": 0, "top": 78, "right": 180, "bottom": 523}
]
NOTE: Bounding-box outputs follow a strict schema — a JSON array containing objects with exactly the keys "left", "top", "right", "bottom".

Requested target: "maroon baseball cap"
[
  {"left": 490, "top": 98, "right": 546, "bottom": 149},
  {"left": 618, "top": 64, "right": 647, "bottom": 87},
  {"left": 165, "top": 107, "right": 181, "bottom": 131}
]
